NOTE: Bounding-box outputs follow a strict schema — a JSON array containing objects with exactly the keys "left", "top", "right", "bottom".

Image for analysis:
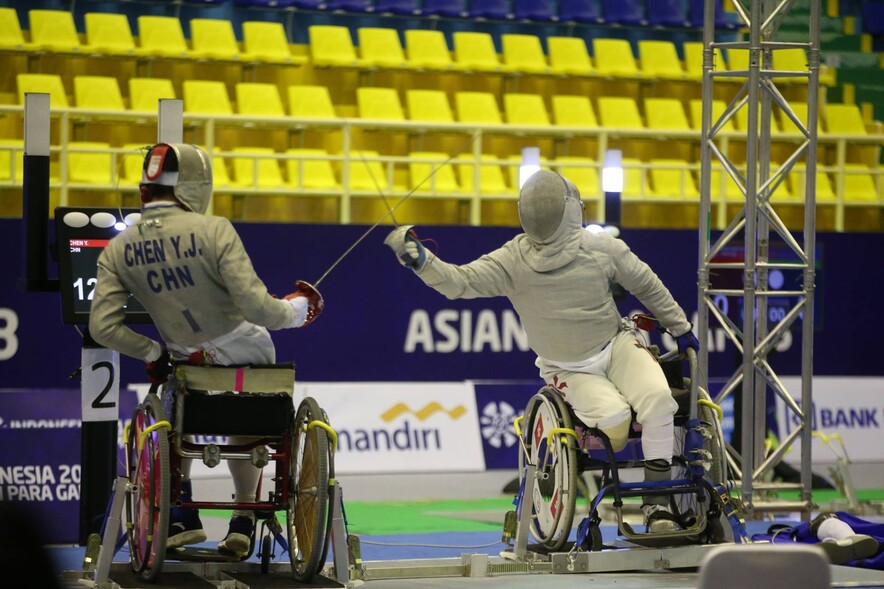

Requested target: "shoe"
[
  {"left": 218, "top": 515, "right": 256, "bottom": 559},
  {"left": 816, "top": 534, "right": 879, "bottom": 565},
  {"left": 167, "top": 508, "right": 207, "bottom": 549},
  {"left": 642, "top": 504, "right": 682, "bottom": 534}
]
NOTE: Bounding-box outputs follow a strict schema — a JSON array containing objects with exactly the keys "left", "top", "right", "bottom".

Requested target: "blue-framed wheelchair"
[
  {"left": 510, "top": 346, "right": 745, "bottom": 554},
  {"left": 124, "top": 362, "right": 336, "bottom": 582}
]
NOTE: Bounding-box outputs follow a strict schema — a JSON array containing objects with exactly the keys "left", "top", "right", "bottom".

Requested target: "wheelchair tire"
[
  {"left": 125, "top": 393, "right": 170, "bottom": 582},
  {"left": 288, "top": 397, "right": 331, "bottom": 582},
  {"left": 519, "top": 387, "right": 577, "bottom": 552}
]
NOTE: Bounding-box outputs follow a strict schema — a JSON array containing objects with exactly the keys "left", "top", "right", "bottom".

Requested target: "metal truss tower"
[{"left": 697, "top": 0, "right": 820, "bottom": 518}]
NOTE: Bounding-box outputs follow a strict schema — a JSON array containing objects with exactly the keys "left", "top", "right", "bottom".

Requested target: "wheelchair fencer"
[
  {"left": 124, "top": 361, "right": 336, "bottom": 582},
  {"left": 508, "top": 332, "right": 747, "bottom": 556}
]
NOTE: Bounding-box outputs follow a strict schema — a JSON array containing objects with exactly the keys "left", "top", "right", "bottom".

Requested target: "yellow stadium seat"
[
  {"left": 621, "top": 158, "right": 649, "bottom": 198},
  {"left": 242, "top": 21, "right": 303, "bottom": 64},
  {"left": 773, "top": 48, "right": 808, "bottom": 83},
  {"left": 552, "top": 95, "right": 598, "bottom": 128},
  {"left": 453, "top": 31, "right": 503, "bottom": 72},
  {"left": 840, "top": 165, "right": 879, "bottom": 202},
  {"left": 357, "top": 87, "right": 404, "bottom": 120},
  {"left": 775, "top": 101, "right": 809, "bottom": 135},
  {"left": 405, "top": 29, "right": 454, "bottom": 70},
  {"left": 190, "top": 18, "right": 240, "bottom": 60},
  {"left": 644, "top": 98, "right": 690, "bottom": 131},
  {"left": 504, "top": 93, "right": 550, "bottom": 126},
  {"left": 683, "top": 41, "right": 725, "bottom": 80},
  {"left": 649, "top": 159, "right": 699, "bottom": 198},
  {"left": 638, "top": 40, "right": 685, "bottom": 80},
  {"left": 409, "top": 152, "right": 460, "bottom": 192},
  {"left": 598, "top": 97, "right": 644, "bottom": 129},
  {"left": 726, "top": 48, "right": 748, "bottom": 72},
  {"left": 554, "top": 157, "right": 600, "bottom": 197},
  {"left": 137, "top": 16, "right": 190, "bottom": 58},
  {"left": 74, "top": 76, "right": 125, "bottom": 111},
  {"left": 211, "top": 154, "right": 232, "bottom": 188},
  {"left": 67, "top": 142, "right": 113, "bottom": 184},
  {"left": 0, "top": 8, "right": 29, "bottom": 51},
  {"left": 0, "top": 140, "right": 24, "bottom": 183},
  {"left": 547, "top": 36, "right": 593, "bottom": 76},
  {"left": 348, "top": 150, "right": 390, "bottom": 191},
  {"left": 455, "top": 92, "right": 502, "bottom": 124},
  {"left": 358, "top": 27, "right": 407, "bottom": 69},
  {"left": 406, "top": 89, "right": 454, "bottom": 123},
  {"left": 457, "top": 154, "right": 509, "bottom": 194},
  {"left": 232, "top": 147, "right": 285, "bottom": 188},
  {"left": 183, "top": 80, "right": 232, "bottom": 115},
  {"left": 592, "top": 38, "right": 639, "bottom": 78},
  {"left": 85, "top": 12, "right": 137, "bottom": 56},
  {"left": 709, "top": 166, "right": 747, "bottom": 201},
  {"left": 309, "top": 25, "right": 360, "bottom": 67},
  {"left": 501, "top": 34, "right": 549, "bottom": 74},
  {"left": 235, "top": 83, "right": 285, "bottom": 117},
  {"left": 128, "top": 78, "right": 176, "bottom": 113},
  {"left": 17, "top": 73, "right": 68, "bottom": 108},
  {"left": 121, "top": 144, "right": 149, "bottom": 184},
  {"left": 789, "top": 164, "right": 836, "bottom": 201},
  {"left": 824, "top": 103, "right": 867, "bottom": 134},
  {"left": 285, "top": 149, "right": 340, "bottom": 189},
  {"left": 288, "top": 85, "right": 337, "bottom": 118},
  {"left": 29, "top": 9, "right": 81, "bottom": 52},
  {"left": 736, "top": 103, "right": 780, "bottom": 134},
  {"left": 689, "top": 99, "right": 736, "bottom": 132}
]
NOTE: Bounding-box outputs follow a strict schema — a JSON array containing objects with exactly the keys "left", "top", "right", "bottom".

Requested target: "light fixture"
[{"left": 519, "top": 146, "right": 541, "bottom": 189}]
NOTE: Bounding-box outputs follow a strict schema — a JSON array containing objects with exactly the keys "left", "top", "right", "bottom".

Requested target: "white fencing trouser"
[
  {"left": 536, "top": 329, "right": 678, "bottom": 463},
  {"left": 169, "top": 322, "right": 276, "bottom": 514}
]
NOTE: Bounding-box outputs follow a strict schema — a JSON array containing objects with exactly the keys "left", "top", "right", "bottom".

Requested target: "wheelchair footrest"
[{"left": 165, "top": 546, "right": 242, "bottom": 563}]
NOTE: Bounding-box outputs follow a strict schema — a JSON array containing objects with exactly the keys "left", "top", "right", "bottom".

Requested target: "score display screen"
[{"left": 56, "top": 207, "right": 151, "bottom": 325}]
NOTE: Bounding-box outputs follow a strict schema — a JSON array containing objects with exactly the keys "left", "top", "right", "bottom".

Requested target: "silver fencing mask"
[{"left": 518, "top": 169, "right": 583, "bottom": 243}]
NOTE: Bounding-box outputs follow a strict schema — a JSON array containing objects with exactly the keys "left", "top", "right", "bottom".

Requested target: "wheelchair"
[
  {"left": 124, "top": 362, "right": 336, "bottom": 582},
  {"left": 511, "top": 346, "right": 743, "bottom": 555}
]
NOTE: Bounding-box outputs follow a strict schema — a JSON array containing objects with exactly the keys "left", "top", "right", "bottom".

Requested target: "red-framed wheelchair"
[{"left": 124, "top": 362, "right": 336, "bottom": 582}]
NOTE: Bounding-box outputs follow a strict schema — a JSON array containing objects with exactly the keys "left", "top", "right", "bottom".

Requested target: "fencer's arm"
[{"left": 414, "top": 249, "right": 514, "bottom": 299}]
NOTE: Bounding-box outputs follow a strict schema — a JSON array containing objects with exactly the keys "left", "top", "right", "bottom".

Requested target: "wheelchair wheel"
[
  {"left": 125, "top": 393, "right": 170, "bottom": 582},
  {"left": 519, "top": 387, "right": 577, "bottom": 551},
  {"left": 288, "top": 397, "right": 331, "bottom": 582}
]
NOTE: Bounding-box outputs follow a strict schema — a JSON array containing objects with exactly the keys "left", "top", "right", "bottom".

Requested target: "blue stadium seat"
[
  {"left": 234, "top": 0, "right": 310, "bottom": 7},
  {"left": 423, "top": 0, "right": 467, "bottom": 17},
  {"left": 375, "top": 0, "right": 420, "bottom": 14},
  {"left": 469, "top": 0, "right": 512, "bottom": 19},
  {"left": 513, "top": 0, "right": 555, "bottom": 21},
  {"left": 861, "top": 3, "right": 884, "bottom": 35},
  {"left": 689, "top": 0, "right": 737, "bottom": 29},
  {"left": 602, "top": 0, "right": 646, "bottom": 26},
  {"left": 646, "top": 0, "right": 689, "bottom": 27},
  {"left": 559, "top": 0, "right": 603, "bottom": 23},
  {"left": 325, "top": 0, "right": 374, "bottom": 11}
]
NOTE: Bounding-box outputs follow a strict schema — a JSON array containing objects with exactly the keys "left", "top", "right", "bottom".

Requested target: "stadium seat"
[
  {"left": 74, "top": 76, "right": 125, "bottom": 111},
  {"left": 602, "top": 0, "right": 645, "bottom": 26},
  {"left": 408, "top": 152, "right": 460, "bottom": 192},
  {"left": 374, "top": 0, "right": 421, "bottom": 15},
  {"left": 736, "top": 104, "right": 780, "bottom": 134},
  {"left": 689, "top": 99, "right": 736, "bottom": 132},
  {"left": 592, "top": 38, "right": 639, "bottom": 78},
  {"left": 789, "top": 164, "right": 835, "bottom": 201},
  {"left": 232, "top": 147, "right": 285, "bottom": 188},
  {"left": 183, "top": 80, "right": 233, "bottom": 115},
  {"left": 138, "top": 16, "right": 191, "bottom": 58},
  {"left": 598, "top": 97, "right": 644, "bottom": 129},
  {"left": 638, "top": 40, "right": 686, "bottom": 80},
  {"left": 688, "top": 0, "right": 737, "bottom": 29},
  {"left": 421, "top": 0, "right": 467, "bottom": 17},
  {"left": 67, "top": 142, "right": 113, "bottom": 185},
  {"left": 453, "top": 31, "right": 504, "bottom": 72},
  {"left": 309, "top": 25, "right": 360, "bottom": 67},
  {"left": 552, "top": 95, "right": 598, "bottom": 127},
  {"left": 358, "top": 27, "right": 408, "bottom": 68},
  {"left": 242, "top": 21, "right": 303, "bottom": 64},
  {"left": 645, "top": 98, "right": 690, "bottom": 131},
  {"left": 683, "top": 41, "right": 726, "bottom": 80},
  {"left": 406, "top": 89, "right": 454, "bottom": 123},
  {"left": 725, "top": 47, "right": 748, "bottom": 73},
  {"left": 554, "top": 156, "right": 600, "bottom": 197},
  {"left": 0, "top": 8, "right": 29, "bottom": 51},
  {"left": 840, "top": 165, "right": 879, "bottom": 202},
  {"left": 860, "top": 2, "right": 884, "bottom": 35},
  {"left": 129, "top": 78, "right": 176, "bottom": 113},
  {"left": 504, "top": 93, "right": 550, "bottom": 126},
  {"left": 121, "top": 144, "right": 149, "bottom": 184},
  {"left": 775, "top": 101, "right": 810, "bottom": 135},
  {"left": 288, "top": 85, "right": 337, "bottom": 118},
  {"left": 235, "top": 83, "right": 285, "bottom": 117},
  {"left": 468, "top": 0, "right": 511, "bottom": 19},
  {"left": 405, "top": 29, "right": 455, "bottom": 70},
  {"left": 211, "top": 154, "right": 232, "bottom": 188},
  {"left": 824, "top": 103, "right": 867, "bottom": 134},
  {"left": 547, "top": 36, "right": 593, "bottom": 76},
  {"left": 513, "top": 0, "right": 556, "bottom": 21},
  {"left": 85, "top": 12, "right": 138, "bottom": 56},
  {"left": 285, "top": 149, "right": 340, "bottom": 189},
  {"left": 17, "top": 73, "right": 68, "bottom": 108},
  {"left": 357, "top": 87, "right": 405, "bottom": 120},
  {"left": 501, "top": 34, "right": 550, "bottom": 74},
  {"left": 325, "top": 0, "right": 373, "bottom": 11},
  {"left": 455, "top": 91, "right": 503, "bottom": 124},
  {"left": 189, "top": 18, "right": 240, "bottom": 60},
  {"left": 649, "top": 159, "right": 699, "bottom": 198},
  {"left": 28, "top": 9, "right": 81, "bottom": 52},
  {"left": 646, "top": 0, "right": 688, "bottom": 27},
  {"left": 621, "top": 158, "right": 649, "bottom": 198},
  {"left": 0, "top": 140, "right": 24, "bottom": 183},
  {"left": 559, "top": 0, "right": 603, "bottom": 23},
  {"left": 709, "top": 166, "right": 747, "bottom": 201},
  {"left": 457, "top": 154, "right": 509, "bottom": 194},
  {"left": 773, "top": 48, "right": 811, "bottom": 84},
  {"left": 348, "top": 150, "right": 391, "bottom": 191}
]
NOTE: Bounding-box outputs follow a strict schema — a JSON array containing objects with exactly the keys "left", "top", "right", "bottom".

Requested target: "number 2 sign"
[{"left": 81, "top": 348, "right": 120, "bottom": 422}]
